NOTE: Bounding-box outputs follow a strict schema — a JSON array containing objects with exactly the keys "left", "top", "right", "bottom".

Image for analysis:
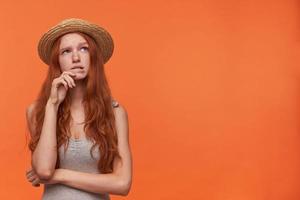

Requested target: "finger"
[
  {"left": 28, "top": 175, "right": 36, "bottom": 182},
  {"left": 62, "top": 71, "right": 76, "bottom": 77},
  {"left": 63, "top": 74, "right": 76, "bottom": 87},
  {"left": 32, "top": 178, "right": 41, "bottom": 186},
  {"left": 26, "top": 170, "right": 36, "bottom": 178},
  {"left": 53, "top": 77, "right": 63, "bottom": 88},
  {"left": 26, "top": 171, "right": 37, "bottom": 180},
  {"left": 64, "top": 73, "right": 76, "bottom": 85},
  {"left": 62, "top": 80, "right": 68, "bottom": 90},
  {"left": 62, "top": 75, "right": 73, "bottom": 88},
  {"left": 26, "top": 171, "right": 35, "bottom": 179},
  {"left": 26, "top": 169, "right": 33, "bottom": 175},
  {"left": 58, "top": 79, "right": 68, "bottom": 90}
]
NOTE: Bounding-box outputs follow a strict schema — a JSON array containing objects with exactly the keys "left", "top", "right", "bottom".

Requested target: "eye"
[
  {"left": 61, "top": 49, "right": 70, "bottom": 54},
  {"left": 80, "top": 46, "right": 89, "bottom": 52}
]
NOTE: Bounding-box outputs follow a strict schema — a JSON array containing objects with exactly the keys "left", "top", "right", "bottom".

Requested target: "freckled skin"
[{"left": 58, "top": 33, "right": 90, "bottom": 81}]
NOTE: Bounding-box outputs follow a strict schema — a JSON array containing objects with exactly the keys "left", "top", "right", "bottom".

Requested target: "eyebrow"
[{"left": 60, "top": 42, "right": 88, "bottom": 52}]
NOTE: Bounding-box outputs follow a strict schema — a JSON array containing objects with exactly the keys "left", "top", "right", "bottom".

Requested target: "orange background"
[{"left": 0, "top": 0, "right": 300, "bottom": 199}]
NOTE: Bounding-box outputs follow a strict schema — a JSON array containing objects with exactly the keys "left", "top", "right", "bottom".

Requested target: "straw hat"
[{"left": 37, "top": 18, "right": 114, "bottom": 65}]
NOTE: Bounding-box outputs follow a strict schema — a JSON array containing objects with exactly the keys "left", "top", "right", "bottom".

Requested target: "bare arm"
[
  {"left": 51, "top": 104, "right": 132, "bottom": 195},
  {"left": 26, "top": 71, "right": 76, "bottom": 180},
  {"left": 26, "top": 100, "right": 59, "bottom": 180}
]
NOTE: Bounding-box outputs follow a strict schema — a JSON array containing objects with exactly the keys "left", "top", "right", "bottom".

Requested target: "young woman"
[{"left": 25, "top": 18, "right": 132, "bottom": 200}]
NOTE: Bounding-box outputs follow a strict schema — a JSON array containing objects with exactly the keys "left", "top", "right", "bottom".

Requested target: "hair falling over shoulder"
[{"left": 28, "top": 32, "right": 121, "bottom": 174}]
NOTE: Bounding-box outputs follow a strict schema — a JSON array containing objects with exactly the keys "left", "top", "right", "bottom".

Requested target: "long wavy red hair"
[{"left": 28, "top": 32, "right": 121, "bottom": 173}]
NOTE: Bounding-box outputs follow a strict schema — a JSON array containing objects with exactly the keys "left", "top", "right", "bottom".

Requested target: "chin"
[{"left": 74, "top": 74, "right": 87, "bottom": 80}]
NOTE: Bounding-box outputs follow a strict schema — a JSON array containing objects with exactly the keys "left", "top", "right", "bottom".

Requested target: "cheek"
[
  {"left": 83, "top": 54, "right": 90, "bottom": 65},
  {"left": 58, "top": 56, "right": 70, "bottom": 70}
]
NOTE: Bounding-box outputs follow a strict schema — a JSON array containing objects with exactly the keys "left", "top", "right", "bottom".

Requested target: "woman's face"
[{"left": 58, "top": 33, "right": 90, "bottom": 80}]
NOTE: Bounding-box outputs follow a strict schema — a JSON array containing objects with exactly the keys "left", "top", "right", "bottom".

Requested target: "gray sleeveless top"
[{"left": 42, "top": 100, "right": 119, "bottom": 200}]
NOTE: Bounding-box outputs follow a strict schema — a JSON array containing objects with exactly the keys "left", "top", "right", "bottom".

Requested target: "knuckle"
[{"left": 52, "top": 79, "right": 58, "bottom": 85}]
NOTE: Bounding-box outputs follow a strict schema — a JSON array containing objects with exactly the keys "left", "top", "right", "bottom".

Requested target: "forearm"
[
  {"left": 32, "top": 99, "right": 59, "bottom": 178},
  {"left": 56, "top": 169, "right": 130, "bottom": 196}
]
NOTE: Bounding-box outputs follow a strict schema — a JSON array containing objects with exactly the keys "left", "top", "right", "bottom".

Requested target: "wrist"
[
  {"left": 46, "top": 99, "right": 59, "bottom": 111},
  {"left": 54, "top": 169, "right": 66, "bottom": 184}
]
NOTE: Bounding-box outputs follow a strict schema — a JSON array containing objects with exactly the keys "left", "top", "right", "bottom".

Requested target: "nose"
[{"left": 72, "top": 51, "right": 80, "bottom": 63}]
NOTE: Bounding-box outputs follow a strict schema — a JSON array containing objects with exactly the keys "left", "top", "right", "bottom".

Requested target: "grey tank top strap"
[{"left": 112, "top": 99, "right": 119, "bottom": 108}]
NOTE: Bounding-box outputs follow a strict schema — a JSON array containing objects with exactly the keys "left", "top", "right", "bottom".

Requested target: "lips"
[{"left": 71, "top": 65, "right": 84, "bottom": 70}]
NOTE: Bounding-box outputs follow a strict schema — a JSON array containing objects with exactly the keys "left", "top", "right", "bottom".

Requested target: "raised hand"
[{"left": 49, "top": 71, "right": 76, "bottom": 105}]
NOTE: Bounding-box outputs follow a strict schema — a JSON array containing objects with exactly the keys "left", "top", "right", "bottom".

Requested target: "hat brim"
[{"left": 37, "top": 18, "right": 114, "bottom": 65}]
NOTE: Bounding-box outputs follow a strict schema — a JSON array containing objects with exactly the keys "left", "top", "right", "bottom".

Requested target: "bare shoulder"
[
  {"left": 26, "top": 101, "right": 38, "bottom": 138},
  {"left": 26, "top": 101, "right": 37, "bottom": 120},
  {"left": 112, "top": 99, "right": 128, "bottom": 117},
  {"left": 26, "top": 101, "right": 37, "bottom": 114},
  {"left": 112, "top": 100, "right": 129, "bottom": 137},
  {"left": 113, "top": 100, "right": 128, "bottom": 120}
]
